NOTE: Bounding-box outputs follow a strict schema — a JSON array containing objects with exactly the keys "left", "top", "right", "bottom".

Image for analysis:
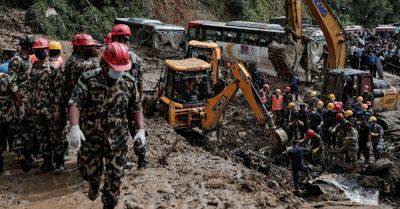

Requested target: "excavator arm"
[
  {"left": 202, "top": 62, "right": 276, "bottom": 130},
  {"left": 288, "top": 0, "right": 347, "bottom": 69},
  {"left": 202, "top": 61, "right": 287, "bottom": 154}
]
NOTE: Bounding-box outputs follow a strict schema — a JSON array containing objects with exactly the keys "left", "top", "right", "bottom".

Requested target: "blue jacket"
[
  {"left": 288, "top": 145, "right": 309, "bottom": 170},
  {"left": 0, "top": 61, "right": 9, "bottom": 73}
]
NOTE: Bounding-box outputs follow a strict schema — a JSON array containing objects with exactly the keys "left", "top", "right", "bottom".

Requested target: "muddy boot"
[
  {"left": 135, "top": 147, "right": 147, "bottom": 170},
  {"left": 36, "top": 156, "right": 54, "bottom": 174},
  {"left": 53, "top": 155, "right": 65, "bottom": 175},
  {"left": 21, "top": 152, "right": 36, "bottom": 173},
  {"left": 103, "top": 203, "right": 116, "bottom": 209},
  {"left": 88, "top": 181, "right": 100, "bottom": 201}
]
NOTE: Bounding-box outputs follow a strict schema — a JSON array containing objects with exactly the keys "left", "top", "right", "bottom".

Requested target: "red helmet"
[
  {"left": 111, "top": 24, "right": 131, "bottom": 37},
  {"left": 74, "top": 34, "right": 97, "bottom": 46},
  {"left": 335, "top": 104, "right": 342, "bottom": 112},
  {"left": 337, "top": 101, "right": 343, "bottom": 108},
  {"left": 72, "top": 33, "right": 83, "bottom": 46},
  {"left": 104, "top": 32, "right": 112, "bottom": 44},
  {"left": 102, "top": 42, "right": 132, "bottom": 72},
  {"left": 336, "top": 113, "right": 344, "bottom": 121},
  {"left": 32, "top": 37, "right": 49, "bottom": 49},
  {"left": 285, "top": 86, "right": 291, "bottom": 92},
  {"left": 306, "top": 130, "right": 316, "bottom": 138}
]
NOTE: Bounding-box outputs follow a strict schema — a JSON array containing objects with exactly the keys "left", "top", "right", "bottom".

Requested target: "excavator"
[
  {"left": 185, "top": 40, "right": 222, "bottom": 86},
  {"left": 271, "top": 0, "right": 400, "bottom": 129},
  {"left": 142, "top": 57, "right": 288, "bottom": 153}
]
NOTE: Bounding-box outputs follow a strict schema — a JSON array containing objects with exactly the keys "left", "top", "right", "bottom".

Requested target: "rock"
[
  {"left": 266, "top": 180, "right": 279, "bottom": 189},
  {"left": 239, "top": 131, "right": 247, "bottom": 138},
  {"left": 206, "top": 179, "right": 227, "bottom": 189},
  {"left": 125, "top": 200, "right": 143, "bottom": 209},
  {"left": 362, "top": 158, "right": 393, "bottom": 177}
]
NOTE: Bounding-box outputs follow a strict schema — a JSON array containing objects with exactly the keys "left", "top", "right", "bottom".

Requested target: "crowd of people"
[
  {"left": 0, "top": 24, "right": 146, "bottom": 209},
  {"left": 259, "top": 84, "right": 384, "bottom": 192},
  {"left": 348, "top": 31, "right": 400, "bottom": 79}
]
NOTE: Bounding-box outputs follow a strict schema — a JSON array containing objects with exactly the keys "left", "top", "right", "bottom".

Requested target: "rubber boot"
[
  {"left": 21, "top": 151, "right": 36, "bottom": 173},
  {"left": 135, "top": 147, "right": 147, "bottom": 170},
  {"left": 88, "top": 181, "right": 100, "bottom": 201},
  {"left": 53, "top": 155, "right": 65, "bottom": 175},
  {"left": 36, "top": 155, "right": 54, "bottom": 174}
]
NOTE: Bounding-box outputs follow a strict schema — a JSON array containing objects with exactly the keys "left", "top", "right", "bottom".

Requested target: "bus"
[{"left": 187, "top": 20, "right": 287, "bottom": 77}]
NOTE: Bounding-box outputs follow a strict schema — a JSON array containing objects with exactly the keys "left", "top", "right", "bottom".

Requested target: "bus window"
[
  {"left": 223, "top": 31, "right": 238, "bottom": 43},
  {"left": 241, "top": 32, "right": 260, "bottom": 46},
  {"left": 205, "top": 29, "right": 221, "bottom": 41},
  {"left": 271, "top": 32, "right": 284, "bottom": 44},
  {"left": 260, "top": 32, "right": 272, "bottom": 47},
  {"left": 188, "top": 28, "right": 197, "bottom": 40}
]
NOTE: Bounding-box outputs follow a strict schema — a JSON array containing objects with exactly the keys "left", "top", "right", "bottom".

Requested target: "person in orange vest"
[
  {"left": 49, "top": 41, "right": 64, "bottom": 69},
  {"left": 271, "top": 89, "right": 284, "bottom": 127},
  {"left": 259, "top": 84, "right": 270, "bottom": 109}
]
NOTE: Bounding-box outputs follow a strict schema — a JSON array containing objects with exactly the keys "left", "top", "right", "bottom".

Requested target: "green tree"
[{"left": 350, "top": 0, "right": 393, "bottom": 28}]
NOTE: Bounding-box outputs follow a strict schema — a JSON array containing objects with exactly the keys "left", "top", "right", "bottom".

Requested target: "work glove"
[
  {"left": 69, "top": 125, "right": 85, "bottom": 149},
  {"left": 134, "top": 129, "right": 146, "bottom": 149}
]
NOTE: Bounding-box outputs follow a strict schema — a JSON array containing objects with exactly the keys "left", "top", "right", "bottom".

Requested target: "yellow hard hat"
[
  {"left": 311, "top": 91, "right": 317, "bottom": 97},
  {"left": 316, "top": 100, "right": 324, "bottom": 108},
  {"left": 288, "top": 102, "right": 296, "bottom": 108},
  {"left": 328, "top": 94, "right": 335, "bottom": 100},
  {"left": 49, "top": 41, "right": 62, "bottom": 50},
  {"left": 357, "top": 96, "right": 364, "bottom": 102},
  {"left": 344, "top": 110, "right": 353, "bottom": 117},
  {"left": 327, "top": 102, "right": 334, "bottom": 110},
  {"left": 369, "top": 116, "right": 377, "bottom": 122}
]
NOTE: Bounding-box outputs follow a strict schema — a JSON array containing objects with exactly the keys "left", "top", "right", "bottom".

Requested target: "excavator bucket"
[
  {"left": 266, "top": 127, "right": 288, "bottom": 155},
  {"left": 268, "top": 43, "right": 304, "bottom": 81}
]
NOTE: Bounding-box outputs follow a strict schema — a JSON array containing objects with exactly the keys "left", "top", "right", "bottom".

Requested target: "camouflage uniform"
[
  {"left": 339, "top": 127, "right": 359, "bottom": 166},
  {"left": 8, "top": 54, "right": 32, "bottom": 155},
  {"left": 30, "top": 59, "right": 63, "bottom": 169},
  {"left": 0, "top": 73, "right": 19, "bottom": 172},
  {"left": 127, "top": 50, "right": 146, "bottom": 168},
  {"left": 69, "top": 68, "right": 142, "bottom": 206}
]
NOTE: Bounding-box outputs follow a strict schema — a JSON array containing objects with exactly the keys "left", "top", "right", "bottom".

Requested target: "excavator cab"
[{"left": 322, "top": 69, "right": 373, "bottom": 104}]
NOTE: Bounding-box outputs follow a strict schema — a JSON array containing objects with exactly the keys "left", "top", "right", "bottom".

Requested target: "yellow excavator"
[{"left": 142, "top": 58, "right": 287, "bottom": 153}]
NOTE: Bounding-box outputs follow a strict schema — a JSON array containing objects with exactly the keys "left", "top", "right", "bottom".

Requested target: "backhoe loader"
[{"left": 142, "top": 57, "right": 288, "bottom": 153}]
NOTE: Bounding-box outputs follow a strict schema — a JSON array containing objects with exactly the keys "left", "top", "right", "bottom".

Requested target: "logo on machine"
[
  {"left": 313, "top": 0, "right": 328, "bottom": 17},
  {"left": 213, "top": 96, "right": 227, "bottom": 112}
]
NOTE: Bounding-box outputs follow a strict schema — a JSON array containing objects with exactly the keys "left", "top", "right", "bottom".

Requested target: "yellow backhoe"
[{"left": 142, "top": 58, "right": 287, "bottom": 153}]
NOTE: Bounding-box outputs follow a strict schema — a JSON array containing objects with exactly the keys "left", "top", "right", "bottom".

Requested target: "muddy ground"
[{"left": 1, "top": 8, "right": 400, "bottom": 209}]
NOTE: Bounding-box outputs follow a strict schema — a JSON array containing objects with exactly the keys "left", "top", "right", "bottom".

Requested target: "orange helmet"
[
  {"left": 102, "top": 42, "right": 131, "bottom": 72},
  {"left": 361, "top": 104, "right": 368, "bottom": 109},
  {"left": 316, "top": 100, "right": 324, "bottom": 108},
  {"left": 327, "top": 102, "right": 334, "bottom": 110}
]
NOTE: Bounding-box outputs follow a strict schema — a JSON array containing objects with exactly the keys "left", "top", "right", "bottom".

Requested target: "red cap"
[
  {"left": 32, "top": 37, "right": 49, "bottom": 49},
  {"left": 336, "top": 113, "right": 344, "bottom": 121},
  {"left": 102, "top": 42, "right": 132, "bottom": 72},
  {"left": 334, "top": 104, "right": 342, "bottom": 112},
  {"left": 285, "top": 86, "right": 291, "bottom": 92},
  {"left": 111, "top": 24, "right": 131, "bottom": 37}
]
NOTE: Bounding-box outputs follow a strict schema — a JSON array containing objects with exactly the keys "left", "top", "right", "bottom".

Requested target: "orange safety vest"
[{"left": 271, "top": 95, "right": 283, "bottom": 111}]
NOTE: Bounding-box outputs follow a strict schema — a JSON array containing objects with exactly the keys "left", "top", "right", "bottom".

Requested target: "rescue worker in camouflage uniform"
[
  {"left": 0, "top": 72, "right": 21, "bottom": 174},
  {"left": 68, "top": 43, "right": 145, "bottom": 209},
  {"left": 8, "top": 35, "right": 36, "bottom": 171},
  {"left": 111, "top": 24, "right": 146, "bottom": 169},
  {"left": 369, "top": 116, "right": 384, "bottom": 161},
  {"left": 338, "top": 121, "right": 359, "bottom": 167},
  {"left": 29, "top": 37, "right": 64, "bottom": 174},
  {"left": 300, "top": 130, "right": 323, "bottom": 166}
]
